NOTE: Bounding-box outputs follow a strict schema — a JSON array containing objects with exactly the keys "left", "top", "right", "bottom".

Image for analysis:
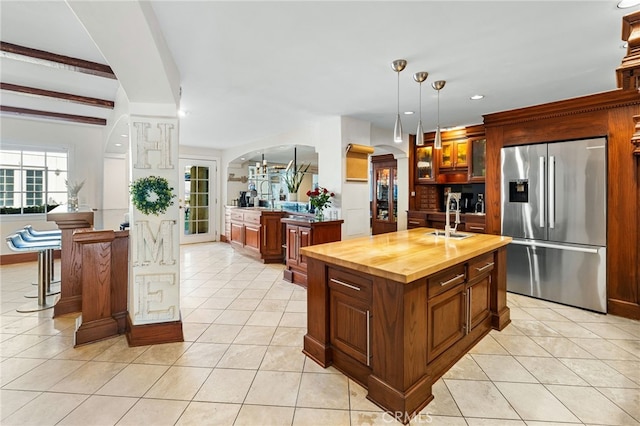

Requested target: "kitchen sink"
[{"left": 426, "top": 230, "right": 474, "bottom": 240}]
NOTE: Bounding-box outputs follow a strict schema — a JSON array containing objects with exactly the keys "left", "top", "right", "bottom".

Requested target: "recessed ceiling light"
[
  {"left": 114, "top": 143, "right": 122, "bottom": 147},
  {"left": 617, "top": 0, "right": 640, "bottom": 8},
  {"left": 403, "top": 111, "right": 414, "bottom": 115},
  {"left": 178, "top": 110, "right": 188, "bottom": 117},
  {"left": 240, "top": 157, "right": 246, "bottom": 161},
  {"left": 470, "top": 95, "right": 484, "bottom": 100},
  {"left": 120, "top": 134, "right": 127, "bottom": 137}
]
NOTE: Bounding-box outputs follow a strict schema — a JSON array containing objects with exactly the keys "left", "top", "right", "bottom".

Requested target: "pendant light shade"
[
  {"left": 432, "top": 80, "right": 446, "bottom": 150},
  {"left": 413, "top": 71, "right": 428, "bottom": 146},
  {"left": 391, "top": 59, "right": 407, "bottom": 144}
]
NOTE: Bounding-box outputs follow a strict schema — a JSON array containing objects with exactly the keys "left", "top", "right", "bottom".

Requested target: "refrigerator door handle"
[
  {"left": 510, "top": 239, "right": 600, "bottom": 254},
  {"left": 549, "top": 155, "right": 555, "bottom": 229},
  {"left": 539, "top": 156, "right": 545, "bottom": 228}
]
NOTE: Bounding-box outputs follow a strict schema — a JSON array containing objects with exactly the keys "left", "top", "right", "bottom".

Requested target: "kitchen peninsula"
[{"left": 301, "top": 228, "right": 511, "bottom": 423}]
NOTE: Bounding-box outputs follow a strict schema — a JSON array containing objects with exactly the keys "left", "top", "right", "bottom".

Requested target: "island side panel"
[
  {"left": 490, "top": 246, "right": 511, "bottom": 330},
  {"left": 368, "top": 276, "right": 432, "bottom": 417},
  {"left": 303, "top": 257, "right": 331, "bottom": 367}
]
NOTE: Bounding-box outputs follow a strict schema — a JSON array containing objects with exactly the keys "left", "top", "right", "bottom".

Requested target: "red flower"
[{"left": 308, "top": 186, "right": 335, "bottom": 211}]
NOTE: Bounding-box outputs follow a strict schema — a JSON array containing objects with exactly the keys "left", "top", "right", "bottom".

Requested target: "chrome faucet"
[{"left": 445, "top": 192, "right": 461, "bottom": 238}]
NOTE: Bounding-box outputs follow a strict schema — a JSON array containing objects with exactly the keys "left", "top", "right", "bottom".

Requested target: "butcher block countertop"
[{"left": 300, "top": 228, "right": 512, "bottom": 283}]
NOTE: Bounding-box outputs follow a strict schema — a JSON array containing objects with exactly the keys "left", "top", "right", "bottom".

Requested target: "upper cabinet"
[
  {"left": 415, "top": 143, "right": 436, "bottom": 183},
  {"left": 468, "top": 138, "right": 486, "bottom": 182},
  {"left": 439, "top": 139, "right": 468, "bottom": 170}
]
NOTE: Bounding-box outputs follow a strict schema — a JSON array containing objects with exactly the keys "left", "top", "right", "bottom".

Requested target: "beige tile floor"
[{"left": 1, "top": 242, "right": 639, "bottom": 425}]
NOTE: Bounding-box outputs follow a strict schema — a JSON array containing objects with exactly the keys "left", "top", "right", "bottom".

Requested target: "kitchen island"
[{"left": 301, "top": 228, "right": 512, "bottom": 423}]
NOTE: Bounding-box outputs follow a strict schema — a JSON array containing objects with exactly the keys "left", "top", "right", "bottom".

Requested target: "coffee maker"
[
  {"left": 460, "top": 193, "right": 474, "bottom": 213},
  {"left": 239, "top": 191, "right": 248, "bottom": 207}
]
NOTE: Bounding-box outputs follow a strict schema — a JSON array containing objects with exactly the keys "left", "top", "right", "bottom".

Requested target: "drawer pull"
[
  {"left": 469, "top": 226, "right": 484, "bottom": 231},
  {"left": 408, "top": 221, "right": 421, "bottom": 225},
  {"left": 440, "top": 273, "right": 465, "bottom": 286},
  {"left": 330, "top": 278, "right": 360, "bottom": 291},
  {"left": 475, "top": 262, "right": 494, "bottom": 273}
]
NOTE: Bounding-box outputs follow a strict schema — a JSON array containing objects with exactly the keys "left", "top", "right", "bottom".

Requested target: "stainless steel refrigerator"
[{"left": 501, "top": 138, "right": 607, "bottom": 313}]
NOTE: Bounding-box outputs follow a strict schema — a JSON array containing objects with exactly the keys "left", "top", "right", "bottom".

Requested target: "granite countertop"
[{"left": 300, "top": 228, "right": 511, "bottom": 283}]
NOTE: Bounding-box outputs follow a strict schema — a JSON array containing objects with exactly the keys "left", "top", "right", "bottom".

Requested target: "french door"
[{"left": 179, "top": 158, "right": 217, "bottom": 244}]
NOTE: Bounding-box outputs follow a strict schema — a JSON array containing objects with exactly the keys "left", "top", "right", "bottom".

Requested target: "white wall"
[{"left": 0, "top": 116, "right": 106, "bottom": 256}]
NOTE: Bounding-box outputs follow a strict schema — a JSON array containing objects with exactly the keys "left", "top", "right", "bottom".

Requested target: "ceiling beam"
[
  {"left": 1, "top": 83, "right": 115, "bottom": 109},
  {"left": 0, "top": 42, "right": 117, "bottom": 80},
  {"left": 0, "top": 105, "right": 106, "bottom": 126}
]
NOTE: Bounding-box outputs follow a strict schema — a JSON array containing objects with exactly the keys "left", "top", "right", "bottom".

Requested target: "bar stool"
[
  {"left": 5, "top": 233, "right": 61, "bottom": 313},
  {"left": 20, "top": 228, "right": 61, "bottom": 288}
]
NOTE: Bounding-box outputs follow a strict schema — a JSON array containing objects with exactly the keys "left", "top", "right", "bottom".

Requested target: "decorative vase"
[
  {"left": 315, "top": 208, "right": 324, "bottom": 221},
  {"left": 67, "top": 194, "right": 79, "bottom": 211},
  {"left": 287, "top": 192, "right": 298, "bottom": 202}
]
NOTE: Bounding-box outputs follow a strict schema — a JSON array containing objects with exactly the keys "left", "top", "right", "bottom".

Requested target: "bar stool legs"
[
  {"left": 24, "top": 249, "right": 60, "bottom": 298},
  {"left": 17, "top": 249, "right": 57, "bottom": 313}
]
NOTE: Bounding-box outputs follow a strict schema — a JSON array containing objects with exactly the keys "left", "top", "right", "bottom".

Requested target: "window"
[{"left": 0, "top": 149, "right": 68, "bottom": 215}]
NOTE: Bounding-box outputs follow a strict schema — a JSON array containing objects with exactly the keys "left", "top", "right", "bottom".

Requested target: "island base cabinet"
[
  {"left": 303, "top": 241, "right": 510, "bottom": 424},
  {"left": 229, "top": 209, "right": 286, "bottom": 263},
  {"left": 427, "top": 285, "right": 466, "bottom": 362}
]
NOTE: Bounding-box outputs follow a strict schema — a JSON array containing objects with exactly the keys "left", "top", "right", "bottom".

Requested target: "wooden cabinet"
[
  {"left": 303, "top": 239, "right": 508, "bottom": 419},
  {"left": 465, "top": 214, "right": 487, "bottom": 233},
  {"left": 407, "top": 211, "right": 427, "bottom": 229},
  {"left": 439, "top": 139, "right": 468, "bottom": 170},
  {"left": 328, "top": 267, "right": 372, "bottom": 366},
  {"left": 229, "top": 208, "right": 287, "bottom": 263},
  {"left": 371, "top": 154, "right": 398, "bottom": 235},
  {"left": 468, "top": 138, "right": 486, "bottom": 182},
  {"left": 282, "top": 217, "right": 343, "bottom": 287},
  {"left": 426, "top": 254, "right": 493, "bottom": 362},
  {"left": 409, "top": 212, "right": 486, "bottom": 234},
  {"left": 415, "top": 143, "right": 436, "bottom": 182}
]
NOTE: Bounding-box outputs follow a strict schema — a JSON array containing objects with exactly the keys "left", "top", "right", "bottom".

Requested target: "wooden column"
[
  {"left": 72, "top": 229, "right": 128, "bottom": 346},
  {"left": 46, "top": 206, "right": 94, "bottom": 317}
]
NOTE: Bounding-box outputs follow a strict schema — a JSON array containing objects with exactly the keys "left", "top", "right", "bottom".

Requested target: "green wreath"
[{"left": 130, "top": 176, "right": 176, "bottom": 216}]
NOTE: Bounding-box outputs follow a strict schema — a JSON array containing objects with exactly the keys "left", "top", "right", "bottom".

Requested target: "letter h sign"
[{"left": 133, "top": 122, "right": 175, "bottom": 169}]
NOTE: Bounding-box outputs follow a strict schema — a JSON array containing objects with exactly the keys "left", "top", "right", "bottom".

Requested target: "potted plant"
[{"left": 282, "top": 163, "right": 309, "bottom": 201}]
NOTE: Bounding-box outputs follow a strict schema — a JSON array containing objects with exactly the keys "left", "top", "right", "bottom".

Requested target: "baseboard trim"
[
  {"left": 125, "top": 314, "right": 184, "bottom": 347},
  {"left": 1, "top": 250, "right": 61, "bottom": 265}
]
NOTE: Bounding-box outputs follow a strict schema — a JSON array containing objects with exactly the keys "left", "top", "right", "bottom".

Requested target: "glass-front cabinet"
[
  {"left": 439, "top": 139, "right": 468, "bottom": 170},
  {"left": 415, "top": 143, "right": 435, "bottom": 182},
  {"left": 371, "top": 154, "right": 398, "bottom": 235},
  {"left": 468, "top": 138, "right": 486, "bottom": 182}
]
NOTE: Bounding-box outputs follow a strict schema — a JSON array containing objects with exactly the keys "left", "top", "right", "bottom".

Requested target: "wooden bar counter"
[
  {"left": 301, "top": 228, "right": 512, "bottom": 423},
  {"left": 47, "top": 205, "right": 94, "bottom": 317}
]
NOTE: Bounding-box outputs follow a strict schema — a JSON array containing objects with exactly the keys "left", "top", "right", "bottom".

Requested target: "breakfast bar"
[{"left": 301, "top": 228, "right": 512, "bottom": 423}]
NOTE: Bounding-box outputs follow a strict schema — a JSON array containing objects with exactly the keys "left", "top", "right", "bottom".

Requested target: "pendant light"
[
  {"left": 391, "top": 59, "right": 407, "bottom": 144},
  {"left": 413, "top": 71, "right": 429, "bottom": 146},
  {"left": 432, "top": 80, "right": 446, "bottom": 149}
]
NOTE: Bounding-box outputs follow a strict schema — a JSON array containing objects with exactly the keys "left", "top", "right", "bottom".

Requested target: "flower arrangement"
[
  {"left": 307, "top": 186, "right": 335, "bottom": 213},
  {"left": 130, "top": 176, "right": 176, "bottom": 216},
  {"left": 282, "top": 163, "right": 309, "bottom": 194}
]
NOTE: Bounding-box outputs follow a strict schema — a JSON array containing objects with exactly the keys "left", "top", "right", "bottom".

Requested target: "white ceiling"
[{"left": 0, "top": 1, "right": 637, "bottom": 156}]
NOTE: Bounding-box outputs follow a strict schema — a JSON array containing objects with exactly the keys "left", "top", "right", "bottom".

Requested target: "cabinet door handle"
[
  {"left": 475, "top": 262, "right": 494, "bottom": 273},
  {"left": 366, "top": 310, "right": 371, "bottom": 366},
  {"left": 408, "top": 221, "right": 421, "bottom": 225},
  {"left": 440, "top": 273, "right": 465, "bottom": 286},
  {"left": 330, "top": 278, "right": 360, "bottom": 291},
  {"left": 263, "top": 227, "right": 266, "bottom": 246},
  {"left": 469, "top": 226, "right": 484, "bottom": 231}
]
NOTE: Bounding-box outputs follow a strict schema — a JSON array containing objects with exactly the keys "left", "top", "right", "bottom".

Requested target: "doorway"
[{"left": 179, "top": 158, "right": 217, "bottom": 244}]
